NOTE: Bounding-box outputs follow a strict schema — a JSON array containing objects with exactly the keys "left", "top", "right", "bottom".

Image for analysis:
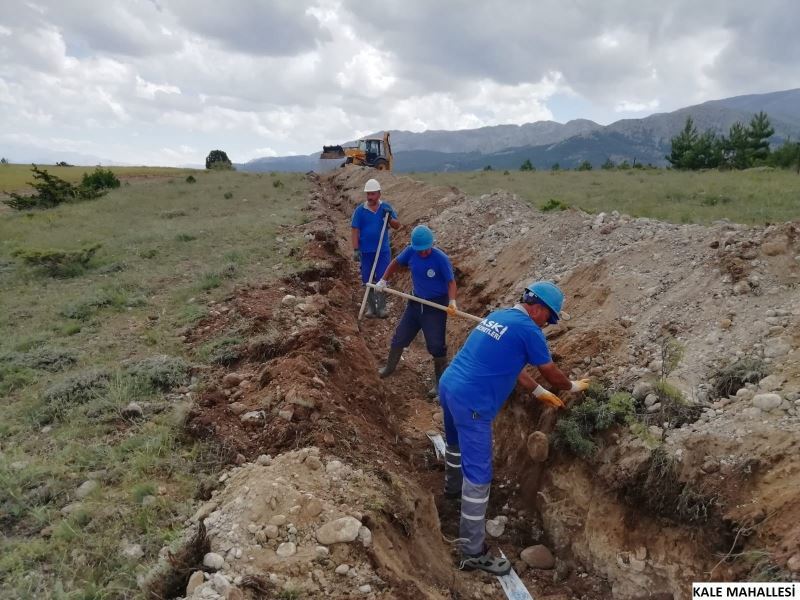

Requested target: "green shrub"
[
  {"left": 520, "top": 159, "right": 535, "bottom": 171},
  {"left": 42, "top": 368, "right": 111, "bottom": 419},
  {"left": 205, "top": 150, "right": 233, "bottom": 170},
  {"left": 60, "top": 285, "right": 147, "bottom": 321},
  {"left": 185, "top": 175, "right": 197, "bottom": 183},
  {"left": 198, "top": 337, "right": 243, "bottom": 366},
  {"left": 223, "top": 191, "right": 234, "bottom": 199},
  {"left": 712, "top": 356, "right": 767, "bottom": 398},
  {"left": 540, "top": 198, "right": 569, "bottom": 212},
  {"left": 198, "top": 272, "right": 222, "bottom": 290},
  {"left": 553, "top": 392, "right": 635, "bottom": 458},
  {"left": 576, "top": 160, "right": 593, "bottom": 171},
  {"left": 0, "top": 364, "right": 36, "bottom": 395},
  {"left": 1, "top": 347, "right": 78, "bottom": 372},
  {"left": 81, "top": 168, "right": 120, "bottom": 191},
  {"left": 122, "top": 355, "right": 190, "bottom": 391},
  {"left": 176, "top": 233, "right": 196, "bottom": 242},
  {"left": 12, "top": 244, "right": 101, "bottom": 277},
  {"left": 272, "top": 179, "right": 284, "bottom": 188},
  {"left": 3, "top": 165, "right": 104, "bottom": 210}
]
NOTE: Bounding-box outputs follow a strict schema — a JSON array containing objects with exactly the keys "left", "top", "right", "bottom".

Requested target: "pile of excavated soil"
[{"left": 159, "top": 168, "right": 798, "bottom": 600}]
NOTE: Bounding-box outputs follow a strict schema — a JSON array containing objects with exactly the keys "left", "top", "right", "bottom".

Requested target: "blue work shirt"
[
  {"left": 396, "top": 246, "right": 454, "bottom": 300},
  {"left": 439, "top": 306, "right": 551, "bottom": 419},
  {"left": 351, "top": 201, "right": 397, "bottom": 254}
]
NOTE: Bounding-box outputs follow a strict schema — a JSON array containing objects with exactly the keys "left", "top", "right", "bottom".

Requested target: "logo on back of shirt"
[
  {"left": 426, "top": 268, "right": 436, "bottom": 278},
  {"left": 476, "top": 318, "right": 508, "bottom": 341}
]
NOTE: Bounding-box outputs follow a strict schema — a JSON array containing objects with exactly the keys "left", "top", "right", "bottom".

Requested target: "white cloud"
[
  {"left": 0, "top": 0, "right": 798, "bottom": 165},
  {"left": 615, "top": 99, "right": 660, "bottom": 113}
]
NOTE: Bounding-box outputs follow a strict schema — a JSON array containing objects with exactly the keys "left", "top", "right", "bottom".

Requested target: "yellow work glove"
[
  {"left": 447, "top": 299, "right": 457, "bottom": 316},
  {"left": 532, "top": 385, "right": 565, "bottom": 409},
  {"left": 570, "top": 379, "right": 591, "bottom": 393}
]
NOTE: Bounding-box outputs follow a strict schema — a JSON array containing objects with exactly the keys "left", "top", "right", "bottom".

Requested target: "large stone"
[
  {"left": 240, "top": 410, "right": 265, "bottom": 424},
  {"left": 632, "top": 381, "right": 654, "bottom": 401},
  {"left": 316, "top": 516, "right": 362, "bottom": 545},
  {"left": 485, "top": 518, "right": 505, "bottom": 538},
  {"left": 186, "top": 571, "right": 205, "bottom": 596},
  {"left": 222, "top": 373, "right": 244, "bottom": 388},
  {"left": 121, "top": 543, "right": 144, "bottom": 560},
  {"left": 758, "top": 374, "right": 785, "bottom": 392},
  {"left": 203, "top": 552, "right": 225, "bottom": 570},
  {"left": 526, "top": 431, "right": 549, "bottom": 462},
  {"left": 276, "top": 542, "right": 296, "bottom": 558},
  {"left": 75, "top": 480, "right": 99, "bottom": 499},
  {"left": 787, "top": 553, "right": 800, "bottom": 573},
  {"left": 121, "top": 402, "right": 144, "bottom": 419},
  {"left": 735, "top": 388, "right": 755, "bottom": 402},
  {"left": 644, "top": 393, "right": 658, "bottom": 408},
  {"left": 520, "top": 545, "right": 555, "bottom": 569},
  {"left": 764, "top": 340, "right": 791, "bottom": 359},
  {"left": 752, "top": 393, "right": 782, "bottom": 411}
]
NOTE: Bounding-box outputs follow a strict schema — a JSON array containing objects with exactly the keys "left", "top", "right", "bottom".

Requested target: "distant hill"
[{"left": 240, "top": 88, "right": 800, "bottom": 172}]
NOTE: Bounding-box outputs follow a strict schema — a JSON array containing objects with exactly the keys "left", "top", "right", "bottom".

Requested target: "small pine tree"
[
  {"left": 520, "top": 159, "right": 535, "bottom": 171},
  {"left": 205, "top": 150, "right": 233, "bottom": 170},
  {"left": 3, "top": 165, "right": 103, "bottom": 210},
  {"left": 666, "top": 117, "right": 699, "bottom": 169},
  {"left": 747, "top": 111, "right": 774, "bottom": 164},
  {"left": 483, "top": 164, "right": 493, "bottom": 171},
  {"left": 723, "top": 122, "right": 752, "bottom": 170},
  {"left": 576, "top": 160, "right": 593, "bottom": 171},
  {"left": 0, "top": 157, "right": 8, "bottom": 165},
  {"left": 601, "top": 158, "right": 614, "bottom": 170},
  {"left": 550, "top": 162, "right": 560, "bottom": 172}
]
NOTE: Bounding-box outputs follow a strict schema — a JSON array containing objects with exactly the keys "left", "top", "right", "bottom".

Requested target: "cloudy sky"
[{"left": 1, "top": 0, "right": 798, "bottom": 165}]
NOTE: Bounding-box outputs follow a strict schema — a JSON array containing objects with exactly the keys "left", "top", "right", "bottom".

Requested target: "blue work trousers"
[
  {"left": 439, "top": 383, "right": 493, "bottom": 485},
  {"left": 390, "top": 294, "right": 448, "bottom": 358},
  {"left": 360, "top": 250, "right": 391, "bottom": 284}
]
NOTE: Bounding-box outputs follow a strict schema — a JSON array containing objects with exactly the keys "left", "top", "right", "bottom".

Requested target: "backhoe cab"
[{"left": 320, "top": 132, "right": 393, "bottom": 171}]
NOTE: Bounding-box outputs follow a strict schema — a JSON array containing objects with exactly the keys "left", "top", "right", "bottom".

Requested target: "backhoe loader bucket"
[{"left": 320, "top": 145, "right": 345, "bottom": 159}]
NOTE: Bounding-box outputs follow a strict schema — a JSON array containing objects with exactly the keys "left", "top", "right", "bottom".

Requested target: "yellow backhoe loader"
[{"left": 320, "top": 132, "right": 393, "bottom": 171}]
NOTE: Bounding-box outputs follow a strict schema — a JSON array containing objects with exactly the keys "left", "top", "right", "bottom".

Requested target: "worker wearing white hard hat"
[{"left": 351, "top": 178, "right": 400, "bottom": 317}]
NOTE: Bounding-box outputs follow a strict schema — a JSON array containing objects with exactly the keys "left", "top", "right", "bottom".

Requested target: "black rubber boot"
[
  {"left": 364, "top": 289, "right": 377, "bottom": 318},
  {"left": 427, "top": 356, "right": 448, "bottom": 398},
  {"left": 378, "top": 346, "right": 403, "bottom": 378},
  {"left": 375, "top": 291, "right": 389, "bottom": 318}
]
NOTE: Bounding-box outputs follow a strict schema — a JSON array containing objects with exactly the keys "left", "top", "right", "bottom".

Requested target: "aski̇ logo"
[
  {"left": 427, "top": 268, "right": 436, "bottom": 278},
  {"left": 476, "top": 319, "right": 508, "bottom": 341}
]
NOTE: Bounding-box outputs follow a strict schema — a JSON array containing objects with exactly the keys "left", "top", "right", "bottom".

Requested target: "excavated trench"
[{"left": 153, "top": 168, "right": 800, "bottom": 600}]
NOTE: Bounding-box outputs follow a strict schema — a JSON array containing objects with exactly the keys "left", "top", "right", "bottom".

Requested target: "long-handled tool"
[
  {"left": 366, "top": 283, "right": 483, "bottom": 323},
  {"left": 357, "top": 212, "right": 390, "bottom": 320}
]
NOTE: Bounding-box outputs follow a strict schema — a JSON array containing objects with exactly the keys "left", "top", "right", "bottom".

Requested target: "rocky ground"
[{"left": 146, "top": 167, "right": 799, "bottom": 600}]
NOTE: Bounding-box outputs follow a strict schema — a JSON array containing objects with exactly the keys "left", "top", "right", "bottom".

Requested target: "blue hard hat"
[
  {"left": 410, "top": 225, "right": 435, "bottom": 251},
  {"left": 523, "top": 281, "right": 564, "bottom": 324}
]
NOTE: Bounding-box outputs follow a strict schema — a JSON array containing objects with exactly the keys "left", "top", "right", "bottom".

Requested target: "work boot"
[
  {"left": 375, "top": 291, "right": 388, "bottom": 318},
  {"left": 378, "top": 346, "right": 403, "bottom": 378},
  {"left": 459, "top": 546, "right": 512, "bottom": 576},
  {"left": 364, "top": 289, "right": 377, "bottom": 318},
  {"left": 427, "top": 356, "right": 448, "bottom": 399}
]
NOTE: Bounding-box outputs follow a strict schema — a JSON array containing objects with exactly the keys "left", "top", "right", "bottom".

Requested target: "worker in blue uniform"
[
  {"left": 351, "top": 178, "right": 400, "bottom": 317},
  {"left": 375, "top": 225, "right": 457, "bottom": 396},
  {"left": 438, "top": 281, "right": 590, "bottom": 575}
]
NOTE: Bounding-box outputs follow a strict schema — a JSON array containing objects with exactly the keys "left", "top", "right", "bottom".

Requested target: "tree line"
[{"left": 667, "top": 112, "right": 800, "bottom": 171}]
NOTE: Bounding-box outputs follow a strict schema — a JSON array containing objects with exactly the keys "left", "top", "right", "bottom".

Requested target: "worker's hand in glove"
[
  {"left": 532, "top": 385, "right": 565, "bottom": 409},
  {"left": 381, "top": 206, "right": 394, "bottom": 219},
  {"left": 353, "top": 249, "right": 360, "bottom": 262},
  {"left": 447, "top": 300, "right": 458, "bottom": 316},
  {"left": 570, "top": 379, "right": 591, "bottom": 393},
  {"left": 375, "top": 279, "right": 388, "bottom": 290}
]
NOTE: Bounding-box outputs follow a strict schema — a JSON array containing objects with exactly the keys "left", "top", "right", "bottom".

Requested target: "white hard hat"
[{"left": 364, "top": 178, "right": 381, "bottom": 192}]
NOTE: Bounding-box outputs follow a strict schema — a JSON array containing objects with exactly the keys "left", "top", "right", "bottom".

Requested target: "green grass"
[
  {"left": 0, "top": 169, "right": 307, "bottom": 598},
  {"left": 414, "top": 169, "right": 800, "bottom": 225},
  {"left": 0, "top": 164, "right": 200, "bottom": 194}
]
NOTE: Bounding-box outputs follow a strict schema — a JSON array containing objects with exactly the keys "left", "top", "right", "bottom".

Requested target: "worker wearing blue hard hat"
[
  {"left": 437, "top": 280, "right": 589, "bottom": 576},
  {"left": 375, "top": 225, "right": 457, "bottom": 397}
]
